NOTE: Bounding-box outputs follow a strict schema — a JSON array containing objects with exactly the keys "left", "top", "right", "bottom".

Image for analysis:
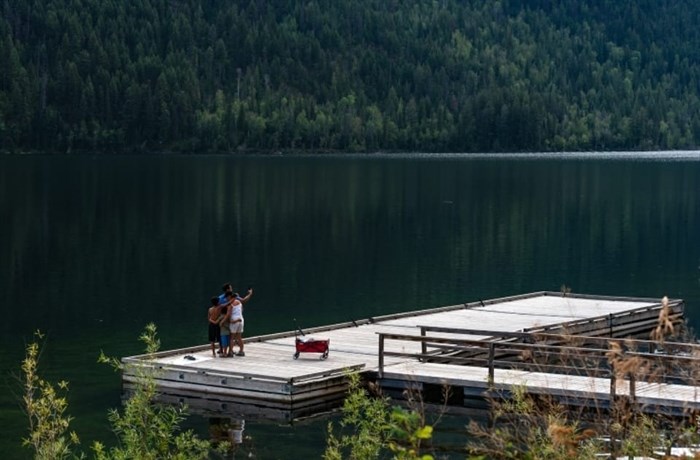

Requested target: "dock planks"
[
  {"left": 122, "top": 291, "right": 688, "bottom": 421},
  {"left": 380, "top": 360, "right": 700, "bottom": 415}
]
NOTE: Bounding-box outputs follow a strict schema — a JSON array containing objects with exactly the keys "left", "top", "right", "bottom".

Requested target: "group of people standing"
[{"left": 208, "top": 283, "right": 254, "bottom": 357}]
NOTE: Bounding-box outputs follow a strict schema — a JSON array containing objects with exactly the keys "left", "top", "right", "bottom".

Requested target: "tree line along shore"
[{"left": 3, "top": 0, "right": 700, "bottom": 154}]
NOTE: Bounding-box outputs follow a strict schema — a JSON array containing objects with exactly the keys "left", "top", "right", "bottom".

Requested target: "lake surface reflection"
[{"left": 2, "top": 153, "right": 700, "bottom": 458}]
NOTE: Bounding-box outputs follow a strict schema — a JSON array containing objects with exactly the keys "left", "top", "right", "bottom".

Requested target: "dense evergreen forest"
[{"left": 2, "top": 0, "right": 700, "bottom": 153}]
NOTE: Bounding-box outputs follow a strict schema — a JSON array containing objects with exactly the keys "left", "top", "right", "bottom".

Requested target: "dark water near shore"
[{"left": 2, "top": 152, "right": 700, "bottom": 458}]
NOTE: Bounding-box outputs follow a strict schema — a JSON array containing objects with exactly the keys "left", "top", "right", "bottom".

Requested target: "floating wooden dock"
[{"left": 122, "top": 291, "right": 690, "bottom": 421}]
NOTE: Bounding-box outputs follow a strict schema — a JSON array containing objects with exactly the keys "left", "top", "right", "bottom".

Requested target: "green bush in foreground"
[
  {"left": 324, "top": 373, "right": 434, "bottom": 460},
  {"left": 22, "top": 331, "right": 81, "bottom": 460},
  {"left": 21, "top": 324, "right": 228, "bottom": 460}
]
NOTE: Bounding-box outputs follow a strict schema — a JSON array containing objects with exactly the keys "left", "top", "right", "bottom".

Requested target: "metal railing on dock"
[{"left": 377, "top": 327, "right": 700, "bottom": 410}]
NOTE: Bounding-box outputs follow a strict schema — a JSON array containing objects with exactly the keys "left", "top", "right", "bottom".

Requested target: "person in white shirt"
[{"left": 225, "top": 287, "right": 253, "bottom": 356}]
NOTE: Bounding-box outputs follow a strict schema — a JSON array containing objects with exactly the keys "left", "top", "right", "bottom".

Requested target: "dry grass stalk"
[
  {"left": 606, "top": 340, "right": 653, "bottom": 380},
  {"left": 548, "top": 423, "right": 597, "bottom": 458},
  {"left": 651, "top": 296, "right": 675, "bottom": 344}
]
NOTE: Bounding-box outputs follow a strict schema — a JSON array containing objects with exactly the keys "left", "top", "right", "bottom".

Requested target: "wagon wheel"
[
  {"left": 321, "top": 350, "right": 329, "bottom": 360},
  {"left": 293, "top": 351, "right": 300, "bottom": 359}
]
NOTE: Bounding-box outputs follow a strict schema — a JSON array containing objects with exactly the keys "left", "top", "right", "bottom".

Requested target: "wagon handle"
[{"left": 293, "top": 318, "right": 306, "bottom": 336}]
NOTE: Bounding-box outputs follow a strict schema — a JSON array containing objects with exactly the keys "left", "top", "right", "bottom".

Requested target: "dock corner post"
[
  {"left": 378, "top": 334, "right": 385, "bottom": 378},
  {"left": 420, "top": 327, "right": 427, "bottom": 356},
  {"left": 608, "top": 313, "right": 614, "bottom": 337},
  {"left": 488, "top": 342, "right": 495, "bottom": 388}
]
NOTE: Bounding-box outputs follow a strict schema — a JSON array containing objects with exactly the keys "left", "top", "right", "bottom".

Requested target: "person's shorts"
[
  {"left": 229, "top": 319, "right": 244, "bottom": 334},
  {"left": 208, "top": 323, "right": 220, "bottom": 342},
  {"left": 220, "top": 334, "right": 230, "bottom": 347}
]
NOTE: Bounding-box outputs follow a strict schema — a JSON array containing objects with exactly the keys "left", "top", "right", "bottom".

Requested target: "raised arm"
[{"left": 240, "top": 288, "right": 254, "bottom": 304}]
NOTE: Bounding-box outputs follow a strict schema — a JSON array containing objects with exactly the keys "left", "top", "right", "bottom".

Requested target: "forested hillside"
[{"left": 2, "top": 0, "right": 700, "bottom": 153}]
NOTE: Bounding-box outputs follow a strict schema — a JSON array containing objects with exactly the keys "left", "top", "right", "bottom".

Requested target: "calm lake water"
[{"left": 2, "top": 152, "right": 700, "bottom": 458}]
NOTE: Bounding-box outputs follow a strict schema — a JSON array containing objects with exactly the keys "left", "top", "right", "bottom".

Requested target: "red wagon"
[{"left": 293, "top": 320, "right": 329, "bottom": 359}]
